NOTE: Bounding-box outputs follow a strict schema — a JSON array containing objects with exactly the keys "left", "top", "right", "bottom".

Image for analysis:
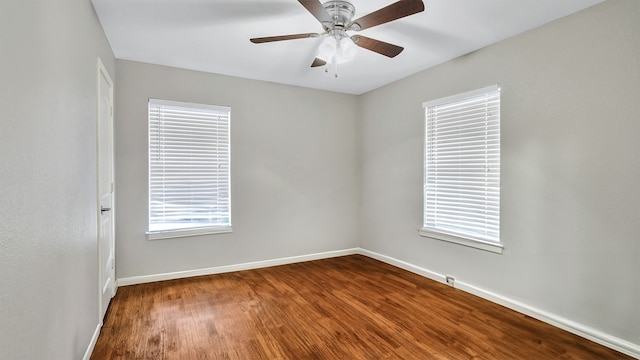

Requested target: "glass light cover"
[
  {"left": 339, "top": 37, "right": 357, "bottom": 63},
  {"left": 318, "top": 36, "right": 337, "bottom": 61}
]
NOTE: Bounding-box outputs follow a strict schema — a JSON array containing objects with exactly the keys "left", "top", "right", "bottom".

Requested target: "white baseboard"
[
  {"left": 357, "top": 248, "right": 447, "bottom": 283},
  {"left": 455, "top": 280, "right": 640, "bottom": 359},
  {"left": 117, "top": 248, "right": 359, "bottom": 287},
  {"left": 358, "top": 249, "right": 640, "bottom": 359},
  {"left": 83, "top": 322, "right": 101, "bottom": 360}
]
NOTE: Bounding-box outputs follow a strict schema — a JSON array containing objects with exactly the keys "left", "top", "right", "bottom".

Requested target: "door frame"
[{"left": 97, "top": 57, "right": 116, "bottom": 324}]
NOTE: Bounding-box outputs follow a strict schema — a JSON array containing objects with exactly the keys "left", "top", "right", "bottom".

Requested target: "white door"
[{"left": 97, "top": 58, "right": 115, "bottom": 322}]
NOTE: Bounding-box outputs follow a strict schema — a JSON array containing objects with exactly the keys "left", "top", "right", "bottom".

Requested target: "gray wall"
[
  {"left": 0, "top": 0, "right": 115, "bottom": 359},
  {"left": 114, "top": 60, "right": 360, "bottom": 279},
  {"left": 360, "top": 0, "right": 639, "bottom": 346}
]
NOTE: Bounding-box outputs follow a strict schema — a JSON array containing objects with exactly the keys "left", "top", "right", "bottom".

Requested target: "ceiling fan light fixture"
[{"left": 318, "top": 31, "right": 357, "bottom": 65}]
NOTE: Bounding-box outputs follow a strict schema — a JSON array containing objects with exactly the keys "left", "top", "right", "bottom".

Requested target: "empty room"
[{"left": 0, "top": 0, "right": 638, "bottom": 359}]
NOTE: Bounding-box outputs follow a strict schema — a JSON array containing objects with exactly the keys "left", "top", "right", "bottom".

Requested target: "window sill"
[
  {"left": 418, "top": 228, "right": 503, "bottom": 254},
  {"left": 146, "top": 226, "right": 232, "bottom": 240}
]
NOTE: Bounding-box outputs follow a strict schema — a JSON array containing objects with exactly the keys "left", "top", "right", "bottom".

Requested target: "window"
[
  {"left": 147, "top": 99, "right": 231, "bottom": 240},
  {"left": 419, "top": 85, "right": 502, "bottom": 254}
]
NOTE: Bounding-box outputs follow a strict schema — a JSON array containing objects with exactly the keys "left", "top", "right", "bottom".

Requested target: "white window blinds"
[
  {"left": 148, "top": 99, "right": 231, "bottom": 233},
  {"left": 422, "top": 85, "right": 500, "bottom": 244}
]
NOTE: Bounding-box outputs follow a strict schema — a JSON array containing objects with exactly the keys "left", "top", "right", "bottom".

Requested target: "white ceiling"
[{"left": 92, "top": 0, "right": 604, "bottom": 95}]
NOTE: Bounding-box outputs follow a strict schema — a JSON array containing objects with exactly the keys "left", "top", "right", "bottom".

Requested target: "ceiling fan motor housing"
[{"left": 322, "top": 1, "right": 356, "bottom": 30}]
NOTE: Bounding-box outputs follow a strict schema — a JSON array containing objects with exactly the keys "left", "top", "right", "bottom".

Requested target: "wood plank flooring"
[{"left": 91, "top": 255, "right": 631, "bottom": 359}]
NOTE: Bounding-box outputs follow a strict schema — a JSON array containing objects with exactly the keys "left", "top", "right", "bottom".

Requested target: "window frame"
[
  {"left": 146, "top": 98, "right": 232, "bottom": 240},
  {"left": 419, "top": 85, "right": 503, "bottom": 254}
]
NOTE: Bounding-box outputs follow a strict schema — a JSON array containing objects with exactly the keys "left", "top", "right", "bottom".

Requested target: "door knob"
[{"left": 101, "top": 206, "right": 111, "bottom": 213}]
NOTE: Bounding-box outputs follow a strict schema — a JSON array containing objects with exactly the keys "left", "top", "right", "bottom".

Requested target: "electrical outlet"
[{"left": 445, "top": 275, "right": 455, "bottom": 287}]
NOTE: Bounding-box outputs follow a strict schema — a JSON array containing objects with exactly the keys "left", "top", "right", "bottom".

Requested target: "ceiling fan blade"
[
  {"left": 250, "top": 33, "right": 319, "bottom": 43},
  {"left": 311, "top": 58, "right": 326, "bottom": 67},
  {"left": 351, "top": 35, "right": 404, "bottom": 58},
  {"left": 298, "top": 0, "right": 332, "bottom": 24},
  {"left": 349, "top": 0, "right": 425, "bottom": 31}
]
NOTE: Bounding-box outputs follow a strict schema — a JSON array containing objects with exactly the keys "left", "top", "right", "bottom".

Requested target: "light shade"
[
  {"left": 318, "top": 36, "right": 337, "bottom": 61},
  {"left": 337, "top": 37, "right": 356, "bottom": 63},
  {"left": 317, "top": 34, "right": 357, "bottom": 64}
]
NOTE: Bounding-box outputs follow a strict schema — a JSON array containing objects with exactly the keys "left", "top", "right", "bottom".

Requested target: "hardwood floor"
[{"left": 91, "top": 255, "right": 630, "bottom": 359}]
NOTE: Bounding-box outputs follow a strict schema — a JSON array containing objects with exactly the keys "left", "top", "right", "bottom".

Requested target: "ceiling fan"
[{"left": 250, "top": 0, "right": 425, "bottom": 76}]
